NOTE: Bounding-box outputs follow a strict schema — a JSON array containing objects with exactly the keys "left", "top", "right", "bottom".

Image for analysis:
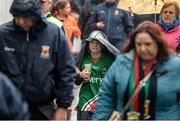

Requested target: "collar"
[
  {"left": 124, "top": 49, "right": 135, "bottom": 61},
  {"left": 158, "top": 19, "right": 180, "bottom": 32},
  {"left": 45, "top": 12, "right": 51, "bottom": 18}
]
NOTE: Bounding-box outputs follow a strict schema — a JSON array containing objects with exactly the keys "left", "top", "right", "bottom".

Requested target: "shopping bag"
[
  {"left": 73, "top": 37, "right": 82, "bottom": 54},
  {"left": 68, "top": 83, "right": 82, "bottom": 121}
]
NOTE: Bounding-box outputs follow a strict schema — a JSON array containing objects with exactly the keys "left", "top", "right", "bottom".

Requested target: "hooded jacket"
[
  {"left": 75, "top": 30, "right": 120, "bottom": 68},
  {"left": 0, "top": 0, "right": 76, "bottom": 108},
  {"left": 74, "top": 30, "right": 120, "bottom": 112}
]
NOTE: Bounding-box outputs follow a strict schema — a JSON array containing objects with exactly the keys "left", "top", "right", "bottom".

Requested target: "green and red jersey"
[{"left": 77, "top": 54, "right": 113, "bottom": 112}]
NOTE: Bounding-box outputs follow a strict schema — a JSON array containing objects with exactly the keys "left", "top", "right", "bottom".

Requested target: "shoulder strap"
[{"left": 123, "top": 67, "right": 156, "bottom": 113}]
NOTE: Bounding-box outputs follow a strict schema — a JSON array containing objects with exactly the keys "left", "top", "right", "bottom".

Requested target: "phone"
[{"left": 84, "top": 64, "right": 92, "bottom": 73}]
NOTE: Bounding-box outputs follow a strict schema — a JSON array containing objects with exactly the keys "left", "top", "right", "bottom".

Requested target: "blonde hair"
[{"left": 160, "top": 1, "right": 180, "bottom": 19}]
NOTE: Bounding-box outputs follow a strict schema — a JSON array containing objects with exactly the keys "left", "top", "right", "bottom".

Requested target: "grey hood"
[
  {"left": 86, "top": 30, "right": 120, "bottom": 56},
  {"left": 75, "top": 30, "right": 120, "bottom": 67}
]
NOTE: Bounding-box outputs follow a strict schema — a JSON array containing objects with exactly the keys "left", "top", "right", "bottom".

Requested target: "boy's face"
[{"left": 89, "top": 39, "right": 102, "bottom": 54}]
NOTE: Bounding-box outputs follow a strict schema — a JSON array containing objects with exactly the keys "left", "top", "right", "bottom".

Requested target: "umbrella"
[{"left": 118, "top": 0, "right": 180, "bottom": 23}]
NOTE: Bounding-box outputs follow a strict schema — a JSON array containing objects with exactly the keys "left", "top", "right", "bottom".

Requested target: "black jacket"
[
  {"left": 79, "top": 0, "right": 104, "bottom": 39},
  {"left": 0, "top": 72, "right": 29, "bottom": 119},
  {"left": 0, "top": 0, "right": 76, "bottom": 108}
]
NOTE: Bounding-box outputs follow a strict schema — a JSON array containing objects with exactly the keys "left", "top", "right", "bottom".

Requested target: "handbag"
[
  {"left": 73, "top": 37, "right": 82, "bottom": 54},
  {"left": 108, "top": 68, "right": 155, "bottom": 121}
]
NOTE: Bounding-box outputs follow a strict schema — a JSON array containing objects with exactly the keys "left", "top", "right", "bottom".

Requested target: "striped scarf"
[{"left": 123, "top": 53, "right": 157, "bottom": 120}]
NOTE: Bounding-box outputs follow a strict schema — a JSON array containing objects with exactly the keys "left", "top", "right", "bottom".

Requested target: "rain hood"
[
  {"left": 75, "top": 30, "right": 120, "bottom": 67},
  {"left": 9, "top": 0, "right": 47, "bottom": 33}
]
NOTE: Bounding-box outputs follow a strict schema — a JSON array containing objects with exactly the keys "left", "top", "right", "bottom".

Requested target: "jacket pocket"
[{"left": 26, "top": 55, "right": 55, "bottom": 104}]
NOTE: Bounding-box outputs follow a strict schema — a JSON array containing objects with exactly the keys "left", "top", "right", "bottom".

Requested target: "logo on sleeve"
[
  {"left": 102, "top": 68, "right": 107, "bottom": 74},
  {"left": 4, "top": 46, "right": 15, "bottom": 52},
  {"left": 115, "top": 10, "right": 119, "bottom": 15},
  {"left": 40, "top": 45, "right": 50, "bottom": 58}
]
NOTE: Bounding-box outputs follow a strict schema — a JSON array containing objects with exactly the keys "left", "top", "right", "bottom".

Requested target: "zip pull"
[{"left": 26, "top": 33, "right": 29, "bottom": 42}]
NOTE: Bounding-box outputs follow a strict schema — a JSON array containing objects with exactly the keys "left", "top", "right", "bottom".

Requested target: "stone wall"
[{"left": 0, "top": 0, "right": 13, "bottom": 25}]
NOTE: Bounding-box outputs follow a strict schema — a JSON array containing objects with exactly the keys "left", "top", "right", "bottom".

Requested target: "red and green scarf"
[{"left": 123, "top": 53, "right": 157, "bottom": 120}]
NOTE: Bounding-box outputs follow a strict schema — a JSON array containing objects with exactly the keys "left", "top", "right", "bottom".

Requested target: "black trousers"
[
  {"left": 77, "top": 110, "right": 92, "bottom": 120},
  {"left": 29, "top": 105, "right": 48, "bottom": 120}
]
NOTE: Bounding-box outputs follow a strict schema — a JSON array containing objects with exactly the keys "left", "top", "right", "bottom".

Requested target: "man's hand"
[
  {"left": 96, "top": 21, "right": 105, "bottom": 29},
  {"left": 52, "top": 107, "right": 67, "bottom": 120}
]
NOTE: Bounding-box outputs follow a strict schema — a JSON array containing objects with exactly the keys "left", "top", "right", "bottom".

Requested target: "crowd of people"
[{"left": 0, "top": 0, "right": 179, "bottom": 120}]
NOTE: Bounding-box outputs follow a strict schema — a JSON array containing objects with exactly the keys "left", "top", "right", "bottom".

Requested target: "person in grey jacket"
[
  {"left": 93, "top": 21, "right": 180, "bottom": 120},
  {"left": 0, "top": 72, "right": 29, "bottom": 120},
  {"left": 86, "top": 0, "right": 134, "bottom": 49},
  {"left": 0, "top": 0, "right": 76, "bottom": 120}
]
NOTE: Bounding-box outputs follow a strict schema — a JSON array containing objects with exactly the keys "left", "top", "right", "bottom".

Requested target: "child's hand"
[
  {"left": 79, "top": 70, "right": 90, "bottom": 82},
  {"left": 96, "top": 21, "right": 105, "bottom": 29}
]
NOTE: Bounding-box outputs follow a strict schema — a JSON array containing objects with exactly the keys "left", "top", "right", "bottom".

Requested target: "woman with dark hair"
[
  {"left": 93, "top": 21, "right": 180, "bottom": 120},
  {"left": 122, "top": 21, "right": 171, "bottom": 62},
  {"left": 157, "top": 2, "right": 180, "bottom": 52}
]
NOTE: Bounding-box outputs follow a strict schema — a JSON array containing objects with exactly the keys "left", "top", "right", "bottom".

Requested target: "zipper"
[
  {"left": 27, "top": 33, "right": 29, "bottom": 42},
  {"left": 106, "top": 7, "right": 112, "bottom": 38},
  {"left": 25, "top": 33, "right": 30, "bottom": 74},
  {"left": 21, "top": 33, "right": 30, "bottom": 94}
]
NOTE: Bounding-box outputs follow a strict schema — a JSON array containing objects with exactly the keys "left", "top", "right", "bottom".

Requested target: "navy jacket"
[
  {"left": 87, "top": 2, "right": 134, "bottom": 49},
  {"left": 0, "top": 72, "right": 29, "bottom": 119},
  {"left": 0, "top": 0, "right": 76, "bottom": 108}
]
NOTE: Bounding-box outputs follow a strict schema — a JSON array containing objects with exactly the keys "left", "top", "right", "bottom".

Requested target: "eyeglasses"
[{"left": 162, "top": 10, "right": 175, "bottom": 15}]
